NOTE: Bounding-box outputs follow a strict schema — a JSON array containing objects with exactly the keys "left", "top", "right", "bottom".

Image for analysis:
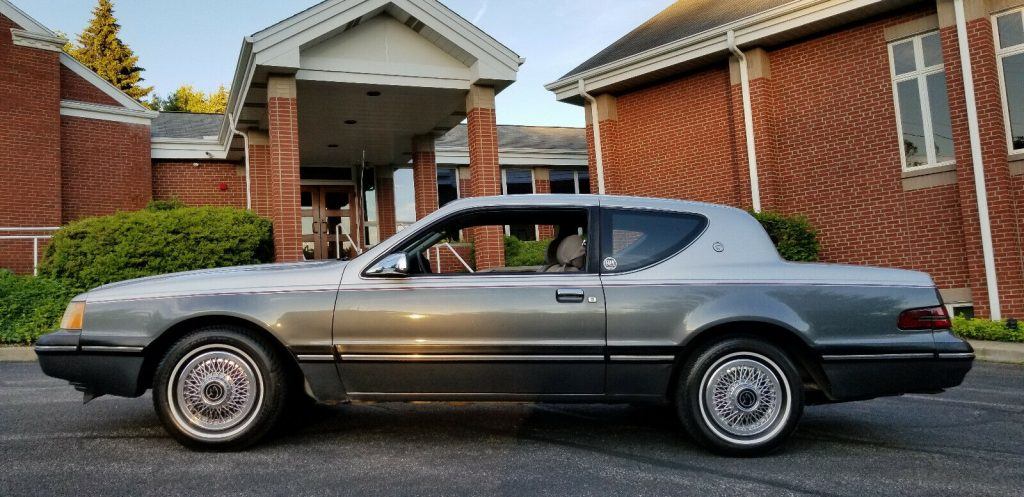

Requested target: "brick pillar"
[
  {"left": 246, "top": 131, "right": 272, "bottom": 219},
  {"left": 466, "top": 85, "right": 504, "bottom": 269},
  {"left": 376, "top": 167, "right": 397, "bottom": 240},
  {"left": 534, "top": 167, "right": 556, "bottom": 239},
  {"left": 412, "top": 135, "right": 438, "bottom": 220},
  {"left": 938, "top": 1, "right": 1024, "bottom": 318},
  {"left": 267, "top": 75, "right": 303, "bottom": 262},
  {"left": 729, "top": 48, "right": 781, "bottom": 212},
  {"left": 584, "top": 94, "right": 618, "bottom": 194}
]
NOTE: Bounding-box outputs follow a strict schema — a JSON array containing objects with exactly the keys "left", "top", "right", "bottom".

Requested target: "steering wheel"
[{"left": 417, "top": 250, "right": 433, "bottom": 274}]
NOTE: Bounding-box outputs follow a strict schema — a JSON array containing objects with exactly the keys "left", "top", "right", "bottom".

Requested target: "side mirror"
[{"left": 366, "top": 252, "right": 409, "bottom": 277}]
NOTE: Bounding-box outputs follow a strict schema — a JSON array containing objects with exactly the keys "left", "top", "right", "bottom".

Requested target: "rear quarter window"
[{"left": 600, "top": 209, "right": 707, "bottom": 273}]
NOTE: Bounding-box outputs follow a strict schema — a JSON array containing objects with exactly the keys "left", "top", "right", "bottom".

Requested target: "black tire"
[
  {"left": 675, "top": 337, "right": 804, "bottom": 456},
  {"left": 152, "top": 326, "right": 288, "bottom": 450}
]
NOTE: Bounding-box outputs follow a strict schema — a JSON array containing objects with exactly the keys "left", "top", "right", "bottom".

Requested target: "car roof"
[{"left": 438, "top": 194, "right": 750, "bottom": 219}]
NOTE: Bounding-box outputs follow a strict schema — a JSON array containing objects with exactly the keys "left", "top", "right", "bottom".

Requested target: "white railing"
[
  {"left": 0, "top": 227, "right": 60, "bottom": 276},
  {"left": 432, "top": 242, "right": 474, "bottom": 273},
  {"left": 335, "top": 224, "right": 363, "bottom": 259}
]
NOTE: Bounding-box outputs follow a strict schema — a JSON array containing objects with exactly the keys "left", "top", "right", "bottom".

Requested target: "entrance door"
[{"left": 301, "top": 185, "right": 361, "bottom": 260}]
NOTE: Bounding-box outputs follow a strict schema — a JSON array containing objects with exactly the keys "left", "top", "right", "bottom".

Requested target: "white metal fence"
[{"left": 0, "top": 227, "right": 59, "bottom": 276}]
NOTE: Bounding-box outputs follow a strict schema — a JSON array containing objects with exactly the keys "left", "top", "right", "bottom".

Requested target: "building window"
[
  {"left": 550, "top": 168, "right": 590, "bottom": 194},
  {"left": 437, "top": 167, "right": 460, "bottom": 207},
  {"left": 995, "top": 8, "right": 1024, "bottom": 152},
  {"left": 888, "top": 32, "right": 955, "bottom": 170},
  {"left": 363, "top": 167, "right": 380, "bottom": 247},
  {"left": 501, "top": 168, "right": 537, "bottom": 240},
  {"left": 393, "top": 168, "right": 416, "bottom": 232}
]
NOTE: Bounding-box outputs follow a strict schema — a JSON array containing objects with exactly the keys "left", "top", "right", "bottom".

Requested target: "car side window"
[
  {"left": 600, "top": 209, "right": 707, "bottom": 273},
  {"left": 388, "top": 207, "right": 592, "bottom": 276}
]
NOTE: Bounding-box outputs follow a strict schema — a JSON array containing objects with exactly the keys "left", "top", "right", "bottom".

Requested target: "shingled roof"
[
  {"left": 436, "top": 124, "right": 586, "bottom": 150},
  {"left": 562, "top": 0, "right": 795, "bottom": 79},
  {"left": 151, "top": 112, "right": 225, "bottom": 139}
]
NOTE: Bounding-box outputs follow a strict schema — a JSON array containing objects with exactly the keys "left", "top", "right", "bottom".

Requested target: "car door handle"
[{"left": 556, "top": 288, "right": 585, "bottom": 303}]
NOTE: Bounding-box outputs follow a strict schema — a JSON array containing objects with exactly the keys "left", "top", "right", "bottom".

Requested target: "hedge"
[
  {"left": 38, "top": 202, "right": 274, "bottom": 293},
  {"left": 952, "top": 316, "right": 1024, "bottom": 343},
  {"left": 751, "top": 211, "right": 821, "bottom": 262},
  {"left": 504, "top": 236, "right": 549, "bottom": 267},
  {"left": 0, "top": 271, "right": 74, "bottom": 345}
]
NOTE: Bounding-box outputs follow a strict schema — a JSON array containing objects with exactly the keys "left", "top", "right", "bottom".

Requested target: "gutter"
[
  {"left": 726, "top": 30, "right": 762, "bottom": 213},
  {"left": 577, "top": 79, "right": 607, "bottom": 195},
  {"left": 953, "top": 0, "right": 1000, "bottom": 320}
]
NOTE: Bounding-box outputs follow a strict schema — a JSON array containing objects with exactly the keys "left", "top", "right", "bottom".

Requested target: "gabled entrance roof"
[{"left": 219, "top": 0, "right": 524, "bottom": 150}]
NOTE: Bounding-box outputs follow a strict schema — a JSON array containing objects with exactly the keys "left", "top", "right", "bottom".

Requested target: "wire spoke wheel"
[
  {"left": 168, "top": 344, "right": 264, "bottom": 440},
  {"left": 698, "top": 352, "right": 792, "bottom": 445}
]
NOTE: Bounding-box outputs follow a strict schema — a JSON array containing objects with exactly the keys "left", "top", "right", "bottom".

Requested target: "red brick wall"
[
  {"left": 591, "top": 6, "right": 1019, "bottom": 311},
  {"left": 0, "top": 14, "right": 61, "bottom": 273},
  {"left": 60, "top": 116, "right": 151, "bottom": 221},
  {"left": 267, "top": 92, "right": 303, "bottom": 262},
  {"left": 376, "top": 173, "right": 397, "bottom": 240},
  {"left": 152, "top": 161, "right": 246, "bottom": 208},
  {"left": 59, "top": 65, "right": 119, "bottom": 106},
  {"left": 428, "top": 242, "right": 474, "bottom": 273},
  {"left": 466, "top": 105, "right": 505, "bottom": 269},
  {"left": 412, "top": 140, "right": 438, "bottom": 220}
]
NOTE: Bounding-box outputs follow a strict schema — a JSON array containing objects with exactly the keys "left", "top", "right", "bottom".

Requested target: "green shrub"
[
  {"left": 504, "top": 236, "right": 549, "bottom": 267},
  {"left": 145, "top": 198, "right": 186, "bottom": 211},
  {"left": 38, "top": 206, "right": 274, "bottom": 292},
  {"left": 952, "top": 316, "right": 1024, "bottom": 343},
  {"left": 0, "top": 271, "right": 74, "bottom": 344},
  {"left": 751, "top": 211, "right": 821, "bottom": 262}
]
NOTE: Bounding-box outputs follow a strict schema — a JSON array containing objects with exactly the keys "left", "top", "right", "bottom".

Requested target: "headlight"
[{"left": 60, "top": 301, "right": 86, "bottom": 331}]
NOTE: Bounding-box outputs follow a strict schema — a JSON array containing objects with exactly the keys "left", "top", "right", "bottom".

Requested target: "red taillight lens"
[{"left": 898, "top": 306, "right": 951, "bottom": 330}]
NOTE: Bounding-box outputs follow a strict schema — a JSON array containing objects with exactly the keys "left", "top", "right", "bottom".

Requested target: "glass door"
[{"left": 301, "top": 185, "right": 361, "bottom": 260}]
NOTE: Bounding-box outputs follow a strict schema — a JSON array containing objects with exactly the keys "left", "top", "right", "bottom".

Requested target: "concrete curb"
[
  {"left": 2, "top": 342, "right": 1022, "bottom": 365},
  {"left": 0, "top": 347, "right": 37, "bottom": 362},
  {"left": 968, "top": 339, "right": 1024, "bottom": 365}
]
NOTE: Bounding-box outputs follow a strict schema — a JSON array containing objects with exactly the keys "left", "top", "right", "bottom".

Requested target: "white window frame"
[
  {"left": 549, "top": 168, "right": 589, "bottom": 194},
  {"left": 994, "top": 7, "right": 1024, "bottom": 154},
  {"left": 500, "top": 168, "right": 539, "bottom": 240},
  {"left": 888, "top": 32, "right": 956, "bottom": 171},
  {"left": 436, "top": 166, "right": 461, "bottom": 207}
]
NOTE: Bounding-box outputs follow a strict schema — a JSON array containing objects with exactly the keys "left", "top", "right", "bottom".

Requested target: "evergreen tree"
[
  {"left": 155, "top": 85, "right": 229, "bottom": 113},
  {"left": 69, "top": 0, "right": 153, "bottom": 101}
]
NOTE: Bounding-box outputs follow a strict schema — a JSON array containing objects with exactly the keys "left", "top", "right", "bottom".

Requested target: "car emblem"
[
  {"left": 602, "top": 257, "right": 618, "bottom": 271},
  {"left": 713, "top": 242, "right": 725, "bottom": 253}
]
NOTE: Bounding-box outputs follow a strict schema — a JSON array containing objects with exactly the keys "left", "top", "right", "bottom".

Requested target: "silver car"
[{"left": 35, "top": 195, "right": 973, "bottom": 455}]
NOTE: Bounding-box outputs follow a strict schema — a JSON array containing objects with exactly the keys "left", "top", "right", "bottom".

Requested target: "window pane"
[
  {"left": 393, "top": 168, "right": 416, "bottom": 229},
  {"left": 921, "top": 33, "right": 943, "bottom": 67},
  {"left": 892, "top": 40, "right": 916, "bottom": 75},
  {"left": 997, "top": 12, "right": 1024, "bottom": 49},
  {"left": 897, "top": 79, "right": 928, "bottom": 167},
  {"left": 577, "top": 170, "right": 591, "bottom": 194},
  {"left": 926, "top": 73, "right": 954, "bottom": 162},
  {"left": 437, "top": 167, "right": 459, "bottom": 207},
  {"left": 601, "top": 209, "right": 707, "bottom": 273},
  {"left": 1003, "top": 53, "right": 1024, "bottom": 151},
  {"left": 504, "top": 169, "right": 534, "bottom": 194},
  {"left": 550, "top": 169, "right": 577, "bottom": 194}
]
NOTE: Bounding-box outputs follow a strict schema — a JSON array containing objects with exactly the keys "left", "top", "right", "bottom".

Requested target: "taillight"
[{"left": 898, "top": 306, "right": 951, "bottom": 330}]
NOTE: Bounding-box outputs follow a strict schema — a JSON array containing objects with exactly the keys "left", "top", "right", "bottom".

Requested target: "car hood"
[{"left": 83, "top": 260, "right": 348, "bottom": 303}]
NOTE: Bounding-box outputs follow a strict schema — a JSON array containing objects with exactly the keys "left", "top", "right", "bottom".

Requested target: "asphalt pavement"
[{"left": 1, "top": 361, "right": 1022, "bottom": 496}]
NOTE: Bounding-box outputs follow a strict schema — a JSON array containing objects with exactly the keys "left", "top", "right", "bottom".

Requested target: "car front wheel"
[
  {"left": 675, "top": 337, "right": 804, "bottom": 456},
  {"left": 153, "top": 326, "right": 287, "bottom": 450}
]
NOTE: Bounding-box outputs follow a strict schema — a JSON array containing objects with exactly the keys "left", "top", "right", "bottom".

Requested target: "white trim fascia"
[
  {"left": 295, "top": 69, "right": 470, "bottom": 89},
  {"left": 10, "top": 28, "right": 64, "bottom": 52},
  {"left": 60, "top": 100, "right": 155, "bottom": 125},
  {"left": 222, "top": 38, "right": 255, "bottom": 145},
  {"left": 0, "top": 0, "right": 55, "bottom": 35},
  {"left": 435, "top": 147, "right": 588, "bottom": 166},
  {"left": 58, "top": 53, "right": 152, "bottom": 111},
  {"left": 546, "top": 0, "right": 888, "bottom": 101},
  {"left": 151, "top": 138, "right": 228, "bottom": 160}
]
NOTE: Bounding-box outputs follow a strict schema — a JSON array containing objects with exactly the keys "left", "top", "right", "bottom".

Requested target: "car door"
[{"left": 331, "top": 205, "right": 606, "bottom": 398}]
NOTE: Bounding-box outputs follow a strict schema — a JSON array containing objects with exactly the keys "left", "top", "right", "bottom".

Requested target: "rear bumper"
[
  {"left": 35, "top": 330, "right": 146, "bottom": 397},
  {"left": 820, "top": 350, "right": 973, "bottom": 401}
]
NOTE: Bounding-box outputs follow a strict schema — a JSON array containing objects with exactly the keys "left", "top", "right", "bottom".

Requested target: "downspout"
[
  {"left": 578, "top": 79, "right": 606, "bottom": 194},
  {"left": 727, "top": 30, "right": 762, "bottom": 213},
  {"left": 953, "top": 0, "right": 1001, "bottom": 320},
  {"left": 231, "top": 127, "right": 252, "bottom": 210}
]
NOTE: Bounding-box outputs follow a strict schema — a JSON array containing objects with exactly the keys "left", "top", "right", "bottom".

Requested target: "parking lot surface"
[{"left": 1, "top": 361, "right": 1022, "bottom": 496}]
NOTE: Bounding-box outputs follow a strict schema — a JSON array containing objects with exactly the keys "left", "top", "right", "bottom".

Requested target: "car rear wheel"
[
  {"left": 153, "top": 326, "right": 287, "bottom": 450},
  {"left": 675, "top": 337, "right": 803, "bottom": 456}
]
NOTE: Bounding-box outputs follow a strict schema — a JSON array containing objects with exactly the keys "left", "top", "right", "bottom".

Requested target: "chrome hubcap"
[
  {"left": 703, "top": 357, "right": 783, "bottom": 438},
  {"left": 171, "top": 347, "right": 262, "bottom": 437}
]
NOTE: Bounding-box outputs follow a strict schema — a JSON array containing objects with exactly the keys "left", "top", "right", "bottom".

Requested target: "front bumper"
[
  {"left": 820, "top": 337, "right": 974, "bottom": 401},
  {"left": 35, "top": 330, "right": 147, "bottom": 397}
]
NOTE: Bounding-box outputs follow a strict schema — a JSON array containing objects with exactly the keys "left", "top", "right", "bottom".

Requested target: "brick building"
[
  {"left": 0, "top": 0, "right": 587, "bottom": 273},
  {"left": 547, "top": 0, "right": 1024, "bottom": 319}
]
